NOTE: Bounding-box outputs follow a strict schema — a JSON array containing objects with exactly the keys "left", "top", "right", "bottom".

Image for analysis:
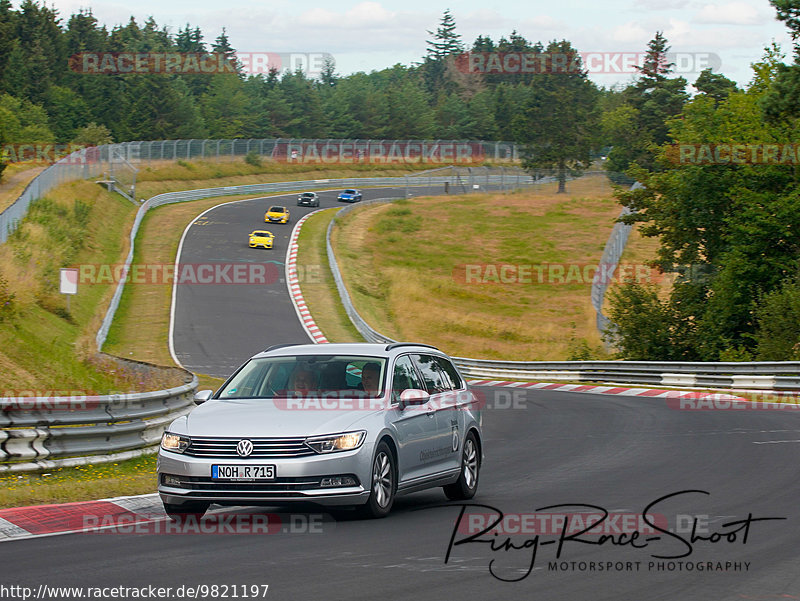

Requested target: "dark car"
[{"left": 297, "top": 192, "right": 320, "bottom": 207}]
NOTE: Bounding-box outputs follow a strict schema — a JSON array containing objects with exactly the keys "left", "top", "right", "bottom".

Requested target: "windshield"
[
  {"left": 302, "top": 193, "right": 314, "bottom": 197},
  {"left": 344, "top": 189, "right": 356, "bottom": 194},
  {"left": 218, "top": 355, "right": 387, "bottom": 399},
  {"left": 268, "top": 206, "right": 284, "bottom": 212}
]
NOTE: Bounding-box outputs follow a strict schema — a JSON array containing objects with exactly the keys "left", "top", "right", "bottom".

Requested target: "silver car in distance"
[{"left": 158, "top": 342, "right": 483, "bottom": 519}]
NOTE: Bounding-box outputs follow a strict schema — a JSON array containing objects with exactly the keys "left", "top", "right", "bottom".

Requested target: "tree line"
[
  {"left": 0, "top": 4, "right": 583, "bottom": 173},
  {"left": 606, "top": 1, "right": 800, "bottom": 361}
]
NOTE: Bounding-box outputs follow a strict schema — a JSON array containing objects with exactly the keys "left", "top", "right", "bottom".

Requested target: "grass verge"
[
  {"left": 0, "top": 454, "right": 157, "bottom": 508},
  {"left": 0, "top": 180, "right": 183, "bottom": 391}
]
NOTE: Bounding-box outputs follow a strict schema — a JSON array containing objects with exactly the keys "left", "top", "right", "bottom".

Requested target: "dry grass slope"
[{"left": 333, "top": 175, "right": 627, "bottom": 360}]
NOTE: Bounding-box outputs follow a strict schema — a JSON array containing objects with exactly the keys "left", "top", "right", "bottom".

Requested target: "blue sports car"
[{"left": 337, "top": 189, "right": 363, "bottom": 203}]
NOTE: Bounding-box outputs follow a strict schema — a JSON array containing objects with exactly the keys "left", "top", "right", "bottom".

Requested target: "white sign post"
[{"left": 60, "top": 268, "right": 78, "bottom": 313}]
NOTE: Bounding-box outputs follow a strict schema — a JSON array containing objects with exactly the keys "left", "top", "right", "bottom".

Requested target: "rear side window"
[
  {"left": 432, "top": 356, "right": 463, "bottom": 390},
  {"left": 411, "top": 354, "right": 454, "bottom": 394}
]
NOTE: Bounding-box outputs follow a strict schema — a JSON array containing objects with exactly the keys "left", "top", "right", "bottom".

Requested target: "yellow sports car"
[
  {"left": 249, "top": 230, "right": 275, "bottom": 249},
  {"left": 264, "top": 205, "right": 290, "bottom": 224}
]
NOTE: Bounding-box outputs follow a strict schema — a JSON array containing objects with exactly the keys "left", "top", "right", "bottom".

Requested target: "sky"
[{"left": 21, "top": 0, "right": 795, "bottom": 88}]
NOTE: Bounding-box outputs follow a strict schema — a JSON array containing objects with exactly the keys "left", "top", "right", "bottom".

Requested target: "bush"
[
  {"left": 754, "top": 277, "right": 800, "bottom": 360},
  {"left": 604, "top": 284, "right": 675, "bottom": 359},
  {"left": 245, "top": 150, "right": 263, "bottom": 167},
  {"left": 567, "top": 336, "right": 594, "bottom": 361},
  {"left": 71, "top": 122, "right": 113, "bottom": 146}
]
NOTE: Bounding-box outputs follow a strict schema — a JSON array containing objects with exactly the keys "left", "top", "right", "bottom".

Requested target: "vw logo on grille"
[{"left": 236, "top": 439, "right": 254, "bottom": 457}]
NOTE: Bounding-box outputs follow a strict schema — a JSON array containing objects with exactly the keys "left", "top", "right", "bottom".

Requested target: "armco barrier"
[
  {"left": 449, "top": 358, "right": 800, "bottom": 389},
  {"left": 590, "top": 181, "right": 640, "bottom": 337},
  {"left": 0, "top": 374, "right": 197, "bottom": 474}
]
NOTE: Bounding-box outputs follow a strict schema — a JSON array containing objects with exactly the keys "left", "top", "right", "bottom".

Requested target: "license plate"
[{"left": 212, "top": 465, "right": 276, "bottom": 481}]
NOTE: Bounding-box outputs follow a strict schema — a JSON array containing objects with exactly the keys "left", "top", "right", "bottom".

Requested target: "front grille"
[
  {"left": 184, "top": 437, "right": 316, "bottom": 459},
  {"left": 163, "top": 475, "right": 361, "bottom": 497},
  {"left": 185, "top": 476, "right": 322, "bottom": 494}
]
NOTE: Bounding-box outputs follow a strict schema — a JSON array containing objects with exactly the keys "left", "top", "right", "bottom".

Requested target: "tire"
[
  {"left": 163, "top": 501, "right": 210, "bottom": 521},
  {"left": 443, "top": 432, "right": 480, "bottom": 501},
  {"left": 358, "top": 441, "right": 396, "bottom": 518}
]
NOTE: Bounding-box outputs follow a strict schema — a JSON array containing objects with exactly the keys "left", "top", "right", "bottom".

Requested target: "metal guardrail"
[
  {"left": 113, "top": 138, "right": 519, "bottom": 164},
  {"left": 590, "top": 182, "right": 640, "bottom": 336},
  {"left": 326, "top": 198, "right": 402, "bottom": 345},
  {"left": 0, "top": 374, "right": 197, "bottom": 473},
  {"left": 324, "top": 172, "right": 546, "bottom": 344},
  {"left": 450, "top": 358, "right": 800, "bottom": 388}
]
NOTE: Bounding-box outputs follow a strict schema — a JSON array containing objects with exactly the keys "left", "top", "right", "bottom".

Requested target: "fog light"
[
  {"left": 320, "top": 476, "right": 357, "bottom": 488},
  {"left": 163, "top": 474, "right": 182, "bottom": 487}
]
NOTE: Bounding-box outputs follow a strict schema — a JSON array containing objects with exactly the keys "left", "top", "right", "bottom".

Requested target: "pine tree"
[
  {"left": 423, "top": 10, "right": 464, "bottom": 95},
  {"left": 425, "top": 9, "right": 463, "bottom": 60},
  {"left": 176, "top": 24, "right": 205, "bottom": 52},
  {"left": 212, "top": 28, "right": 241, "bottom": 75},
  {"left": 635, "top": 31, "right": 673, "bottom": 85},
  {"left": 514, "top": 40, "right": 599, "bottom": 193},
  {"left": 603, "top": 32, "right": 687, "bottom": 175}
]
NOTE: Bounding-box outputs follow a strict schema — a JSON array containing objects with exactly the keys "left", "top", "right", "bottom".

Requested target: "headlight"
[
  {"left": 161, "top": 432, "right": 191, "bottom": 453},
  {"left": 305, "top": 431, "right": 366, "bottom": 454}
]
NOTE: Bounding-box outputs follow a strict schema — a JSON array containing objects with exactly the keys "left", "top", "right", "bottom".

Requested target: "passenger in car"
[{"left": 361, "top": 362, "right": 381, "bottom": 395}]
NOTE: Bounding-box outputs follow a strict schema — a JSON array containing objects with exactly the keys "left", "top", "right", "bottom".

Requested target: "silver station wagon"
[{"left": 158, "top": 343, "right": 483, "bottom": 519}]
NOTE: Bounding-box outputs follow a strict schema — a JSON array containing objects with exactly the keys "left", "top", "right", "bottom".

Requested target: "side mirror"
[
  {"left": 193, "top": 390, "right": 213, "bottom": 404},
  {"left": 399, "top": 388, "right": 430, "bottom": 409}
]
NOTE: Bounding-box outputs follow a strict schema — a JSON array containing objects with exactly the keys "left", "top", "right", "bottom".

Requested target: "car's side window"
[
  {"left": 432, "top": 356, "right": 463, "bottom": 390},
  {"left": 411, "top": 354, "right": 450, "bottom": 394},
  {"left": 391, "top": 355, "right": 424, "bottom": 403}
]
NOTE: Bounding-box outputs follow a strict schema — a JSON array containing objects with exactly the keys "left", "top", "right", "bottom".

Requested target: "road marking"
[{"left": 753, "top": 439, "right": 800, "bottom": 444}]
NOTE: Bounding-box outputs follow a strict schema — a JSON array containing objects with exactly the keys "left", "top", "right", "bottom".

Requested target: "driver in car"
[{"left": 291, "top": 367, "right": 316, "bottom": 394}]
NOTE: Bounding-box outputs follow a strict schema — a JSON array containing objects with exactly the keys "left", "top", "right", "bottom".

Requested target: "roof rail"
[
  {"left": 264, "top": 343, "right": 304, "bottom": 353},
  {"left": 385, "top": 342, "right": 440, "bottom": 352}
]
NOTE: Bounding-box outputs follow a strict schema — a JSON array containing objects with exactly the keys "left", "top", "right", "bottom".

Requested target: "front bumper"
[
  {"left": 158, "top": 444, "right": 374, "bottom": 507},
  {"left": 249, "top": 241, "right": 272, "bottom": 248}
]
